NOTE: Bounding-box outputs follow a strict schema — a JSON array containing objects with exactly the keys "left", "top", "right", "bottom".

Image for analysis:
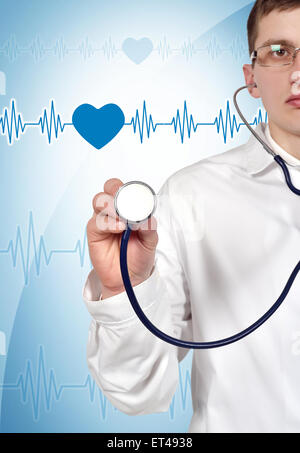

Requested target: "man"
[{"left": 83, "top": 1, "right": 300, "bottom": 432}]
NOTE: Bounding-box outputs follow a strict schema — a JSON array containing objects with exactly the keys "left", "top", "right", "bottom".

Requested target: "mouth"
[{"left": 286, "top": 95, "right": 300, "bottom": 107}]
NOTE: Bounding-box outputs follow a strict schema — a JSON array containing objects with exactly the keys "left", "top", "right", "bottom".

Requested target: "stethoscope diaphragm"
[{"left": 114, "top": 181, "right": 157, "bottom": 225}]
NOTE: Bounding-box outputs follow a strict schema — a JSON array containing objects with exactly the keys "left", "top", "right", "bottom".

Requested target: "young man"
[{"left": 83, "top": 1, "right": 300, "bottom": 433}]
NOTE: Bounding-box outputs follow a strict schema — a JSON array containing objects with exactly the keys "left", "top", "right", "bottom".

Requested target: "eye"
[
  {"left": 275, "top": 49, "right": 286, "bottom": 56},
  {"left": 271, "top": 47, "right": 290, "bottom": 57}
]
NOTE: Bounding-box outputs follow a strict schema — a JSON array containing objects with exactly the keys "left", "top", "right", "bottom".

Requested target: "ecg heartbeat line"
[
  {"left": 158, "top": 34, "right": 248, "bottom": 61},
  {"left": 0, "top": 35, "right": 118, "bottom": 62},
  {"left": 0, "top": 99, "right": 73, "bottom": 145},
  {"left": 0, "top": 34, "right": 249, "bottom": 62},
  {"left": 0, "top": 211, "right": 88, "bottom": 285},
  {"left": 0, "top": 98, "right": 268, "bottom": 146},
  {"left": 127, "top": 100, "right": 267, "bottom": 144},
  {"left": 0, "top": 345, "right": 192, "bottom": 422}
]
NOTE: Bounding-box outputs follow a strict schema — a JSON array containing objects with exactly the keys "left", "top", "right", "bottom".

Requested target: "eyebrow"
[{"left": 258, "top": 38, "right": 296, "bottom": 48}]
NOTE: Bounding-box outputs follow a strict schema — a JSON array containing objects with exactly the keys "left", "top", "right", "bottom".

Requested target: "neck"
[{"left": 268, "top": 122, "right": 300, "bottom": 160}]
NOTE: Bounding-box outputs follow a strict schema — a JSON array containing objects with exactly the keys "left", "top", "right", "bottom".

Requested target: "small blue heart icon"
[
  {"left": 72, "top": 103, "right": 125, "bottom": 150},
  {"left": 122, "top": 38, "right": 153, "bottom": 64}
]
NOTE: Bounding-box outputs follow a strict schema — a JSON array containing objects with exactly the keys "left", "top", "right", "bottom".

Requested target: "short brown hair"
[{"left": 247, "top": 0, "right": 300, "bottom": 61}]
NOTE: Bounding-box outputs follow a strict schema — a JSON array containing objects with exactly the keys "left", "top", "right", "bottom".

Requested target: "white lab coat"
[{"left": 83, "top": 122, "right": 300, "bottom": 433}]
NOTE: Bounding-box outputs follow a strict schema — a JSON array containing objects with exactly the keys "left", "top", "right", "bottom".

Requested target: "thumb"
[{"left": 134, "top": 216, "right": 158, "bottom": 249}]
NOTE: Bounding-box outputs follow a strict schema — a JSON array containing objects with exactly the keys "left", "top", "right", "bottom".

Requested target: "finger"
[
  {"left": 92, "top": 192, "right": 106, "bottom": 214},
  {"left": 93, "top": 192, "right": 118, "bottom": 218},
  {"left": 104, "top": 178, "right": 124, "bottom": 197},
  {"left": 87, "top": 213, "right": 126, "bottom": 239},
  {"left": 95, "top": 212, "right": 127, "bottom": 233}
]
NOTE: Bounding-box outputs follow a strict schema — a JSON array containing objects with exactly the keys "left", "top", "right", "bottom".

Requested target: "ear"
[{"left": 243, "top": 64, "right": 261, "bottom": 99}]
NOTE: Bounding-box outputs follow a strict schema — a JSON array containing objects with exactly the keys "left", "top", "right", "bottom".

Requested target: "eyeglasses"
[{"left": 251, "top": 44, "right": 300, "bottom": 67}]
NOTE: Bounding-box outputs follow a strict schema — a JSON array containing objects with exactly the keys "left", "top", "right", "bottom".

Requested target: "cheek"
[
  {"left": 256, "top": 72, "right": 287, "bottom": 113},
  {"left": 259, "top": 80, "right": 278, "bottom": 110}
]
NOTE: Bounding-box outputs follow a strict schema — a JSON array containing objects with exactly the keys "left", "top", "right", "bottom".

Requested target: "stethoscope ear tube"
[
  {"left": 234, "top": 84, "right": 300, "bottom": 195},
  {"left": 120, "top": 225, "right": 300, "bottom": 349}
]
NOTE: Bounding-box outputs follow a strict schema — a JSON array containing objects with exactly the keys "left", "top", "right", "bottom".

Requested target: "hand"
[{"left": 86, "top": 178, "right": 158, "bottom": 299}]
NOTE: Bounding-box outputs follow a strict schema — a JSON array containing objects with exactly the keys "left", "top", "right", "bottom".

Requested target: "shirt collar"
[
  {"left": 245, "top": 122, "right": 274, "bottom": 175},
  {"left": 245, "top": 122, "right": 300, "bottom": 175},
  {"left": 265, "top": 124, "right": 300, "bottom": 168}
]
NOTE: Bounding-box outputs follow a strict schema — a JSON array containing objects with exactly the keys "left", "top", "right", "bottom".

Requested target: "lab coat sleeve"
[{"left": 82, "top": 177, "right": 193, "bottom": 416}]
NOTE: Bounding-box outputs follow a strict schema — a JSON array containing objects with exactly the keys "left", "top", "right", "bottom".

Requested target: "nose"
[
  {"left": 290, "top": 62, "right": 300, "bottom": 95},
  {"left": 292, "top": 48, "right": 300, "bottom": 67}
]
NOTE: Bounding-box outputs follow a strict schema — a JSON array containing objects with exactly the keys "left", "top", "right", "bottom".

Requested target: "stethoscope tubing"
[
  {"left": 119, "top": 84, "right": 300, "bottom": 349},
  {"left": 120, "top": 226, "right": 300, "bottom": 349}
]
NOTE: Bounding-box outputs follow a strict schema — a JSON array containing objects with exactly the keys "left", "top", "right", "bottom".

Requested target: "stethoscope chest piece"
[{"left": 114, "top": 181, "right": 157, "bottom": 225}]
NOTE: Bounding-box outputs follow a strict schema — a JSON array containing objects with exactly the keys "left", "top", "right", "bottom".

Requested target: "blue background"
[{"left": 0, "top": 0, "right": 264, "bottom": 433}]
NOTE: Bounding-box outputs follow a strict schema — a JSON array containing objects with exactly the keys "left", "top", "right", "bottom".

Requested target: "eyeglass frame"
[{"left": 251, "top": 44, "right": 300, "bottom": 67}]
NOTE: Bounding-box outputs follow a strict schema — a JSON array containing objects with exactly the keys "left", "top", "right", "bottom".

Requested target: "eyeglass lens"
[{"left": 256, "top": 44, "right": 296, "bottom": 66}]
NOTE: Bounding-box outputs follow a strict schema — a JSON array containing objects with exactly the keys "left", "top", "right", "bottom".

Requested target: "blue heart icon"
[
  {"left": 72, "top": 103, "right": 125, "bottom": 150},
  {"left": 122, "top": 38, "right": 153, "bottom": 64}
]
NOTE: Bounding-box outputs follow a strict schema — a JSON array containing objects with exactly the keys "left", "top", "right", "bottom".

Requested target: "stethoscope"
[{"left": 114, "top": 83, "right": 300, "bottom": 349}]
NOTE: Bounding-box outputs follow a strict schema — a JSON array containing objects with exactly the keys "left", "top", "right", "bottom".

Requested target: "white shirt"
[{"left": 83, "top": 122, "right": 300, "bottom": 433}]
